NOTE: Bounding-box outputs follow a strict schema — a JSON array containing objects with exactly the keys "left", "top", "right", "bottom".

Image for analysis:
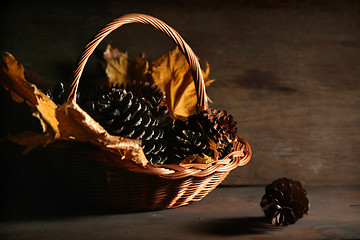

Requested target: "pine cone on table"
[{"left": 260, "top": 178, "right": 310, "bottom": 226}]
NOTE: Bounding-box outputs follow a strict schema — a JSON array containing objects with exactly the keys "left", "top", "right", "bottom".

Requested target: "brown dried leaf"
[
  {"left": 103, "top": 45, "right": 151, "bottom": 87},
  {"left": 6, "top": 131, "right": 55, "bottom": 154},
  {"left": 208, "top": 137, "right": 219, "bottom": 161},
  {"left": 0, "top": 52, "right": 147, "bottom": 166},
  {"left": 180, "top": 154, "right": 215, "bottom": 165},
  {"left": 0, "top": 52, "right": 60, "bottom": 142},
  {"left": 151, "top": 47, "right": 214, "bottom": 119},
  {"left": 56, "top": 100, "right": 147, "bottom": 165},
  {"left": 104, "top": 45, "right": 130, "bottom": 86}
]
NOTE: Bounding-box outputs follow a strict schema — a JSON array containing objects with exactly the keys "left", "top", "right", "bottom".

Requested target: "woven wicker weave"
[{"left": 53, "top": 13, "right": 252, "bottom": 212}]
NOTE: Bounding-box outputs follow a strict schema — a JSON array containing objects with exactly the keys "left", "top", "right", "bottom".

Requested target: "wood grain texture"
[
  {"left": 203, "top": 1, "right": 360, "bottom": 186},
  {"left": 0, "top": 0, "right": 359, "bottom": 186},
  {"left": 1, "top": 186, "right": 360, "bottom": 239}
]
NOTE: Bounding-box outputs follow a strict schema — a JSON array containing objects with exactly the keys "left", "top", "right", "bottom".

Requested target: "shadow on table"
[
  {"left": 0, "top": 178, "right": 110, "bottom": 222},
  {"left": 190, "top": 216, "right": 280, "bottom": 236},
  {"left": 0, "top": 141, "right": 111, "bottom": 222}
]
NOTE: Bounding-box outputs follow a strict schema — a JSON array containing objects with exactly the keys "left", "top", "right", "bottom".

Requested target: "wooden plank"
[
  {"left": 203, "top": 2, "right": 360, "bottom": 186},
  {"left": 1, "top": 186, "right": 359, "bottom": 239}
]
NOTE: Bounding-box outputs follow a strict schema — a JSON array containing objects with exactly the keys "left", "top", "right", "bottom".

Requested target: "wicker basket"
[{"left": 52, "top": 13, "right": 252, "bottom": 212}]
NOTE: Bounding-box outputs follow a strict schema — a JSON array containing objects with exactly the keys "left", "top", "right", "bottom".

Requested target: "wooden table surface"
[{"left": 1, "top": 186, "right": 359, "bottom": 240}]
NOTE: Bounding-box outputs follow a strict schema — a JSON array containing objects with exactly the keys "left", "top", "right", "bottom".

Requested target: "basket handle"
[{"left": 67, "top": 13, "right": 209, "bottom": 111}]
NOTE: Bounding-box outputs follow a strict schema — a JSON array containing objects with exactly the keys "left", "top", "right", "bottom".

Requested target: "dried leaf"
[
  {"left": 0, "top": 52, "right": 148, "bottom": 166},
  {"left": 208, "top": 137, "right": 219, "bottom": 161},
  {"left": 6, "top": 131, "right": 54, "bottom": 154},
  {"left": 103, "top": 45, "right": 151, "bottom": 87},
  {"left": 56, "top": 100, "right": 147, "bottom": 165},
  {"left": 180, "top": 154, "right": 215, "bottom": 165},
  {"left": 0, "top": 52, "right": 60, "bottom": 142},
  {"left": 151, "top": 47, "right": 214, "bottom": 119},
  {"left": 104, "top": 45, "right": 131, "bottom": 86}
]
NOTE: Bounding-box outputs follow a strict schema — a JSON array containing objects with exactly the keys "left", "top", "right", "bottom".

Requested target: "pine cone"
[
  {"left": 122, "top": 81, "right": 172, "bottom": 129},
  {"left": 166, "top": 119, "right": 212, "bottom": 164},
  {"left": 260, "top": 178, "right": 309, "bottom": 226},
  {"left": 188, "top": 108, "right": 237, "bottom": 158},
  {"left": 80, "top": 86, "right": 168, "bottom": 164},
  {"left": 44, "top": 82, "right": 66, "bottom": 106},
  {"left": 122, "top": 80, "right": 165, "bottom": 115}
]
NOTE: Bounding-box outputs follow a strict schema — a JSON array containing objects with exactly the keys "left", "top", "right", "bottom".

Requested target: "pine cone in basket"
[
  {"left": 260, "top": 178, "right": 310, "bottom": 226},
  {"left": 122, "top": 81, "right": 165, "bottom": 116},
  {"left": 122, "top": 80, "right": 173, "bottom": 129},
  {"left": 188, "top": 108, "right": 237, "bottom": 158},
  {"left": 80, "top": 86, "right": 169, "bottom": 164},
  {"left": 44, "top": 82, "right": 66, "bottom": 106},
  {"left": 165, "top": 119, "right": 213, "bottom": 164}
]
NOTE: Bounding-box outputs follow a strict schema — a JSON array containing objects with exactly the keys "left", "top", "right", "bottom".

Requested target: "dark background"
[{"left": 1, "top": 0, "right": 359, "bottom": 188}]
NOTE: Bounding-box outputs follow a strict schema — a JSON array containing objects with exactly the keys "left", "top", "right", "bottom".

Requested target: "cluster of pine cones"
[{"left": 45, "top": 81, "right": 238, "bottom": 165}]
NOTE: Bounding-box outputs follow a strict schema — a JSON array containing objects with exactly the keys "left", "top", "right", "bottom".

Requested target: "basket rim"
[{"left": 96, "top": 135, "right": 251, "bottom": 179}]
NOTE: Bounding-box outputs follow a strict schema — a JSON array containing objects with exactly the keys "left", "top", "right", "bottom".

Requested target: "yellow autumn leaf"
[
  {"left": 207, "top": 137, "right": 219, "bottom": 161},
  {"left": 179, "top": 154, "right": 216, "bottom": 165},
  {"left": 0, "top": 52, "right": 148, "bottom": 166},
  {"left": 103, "top": 44, "right": 151, "bottom": 87},
  {"left": 104, "top": 45, "right": 130, "bottom": 86},
  {"left": 0, "top": 52, "right": 59, "bottom": 143},
  {"left": 151, "top": 47, "right": 214, "bottom": 119}
]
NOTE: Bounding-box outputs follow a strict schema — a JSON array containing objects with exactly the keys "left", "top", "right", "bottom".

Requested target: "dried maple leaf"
[
  {"left": 0, "top": 52, "right": 147, "bottom": 166},
  {"left": 0, "top": 52, "right": 60, "bottom": 148},
  {"left": 151, "top": 47, "right": 214, "bottom": 119},
  {"left": 103, "top": 44, "right": 151, "bottom": 87},
  {"left": 104, "top": 45, "right": 131, "bottom": 86}
]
